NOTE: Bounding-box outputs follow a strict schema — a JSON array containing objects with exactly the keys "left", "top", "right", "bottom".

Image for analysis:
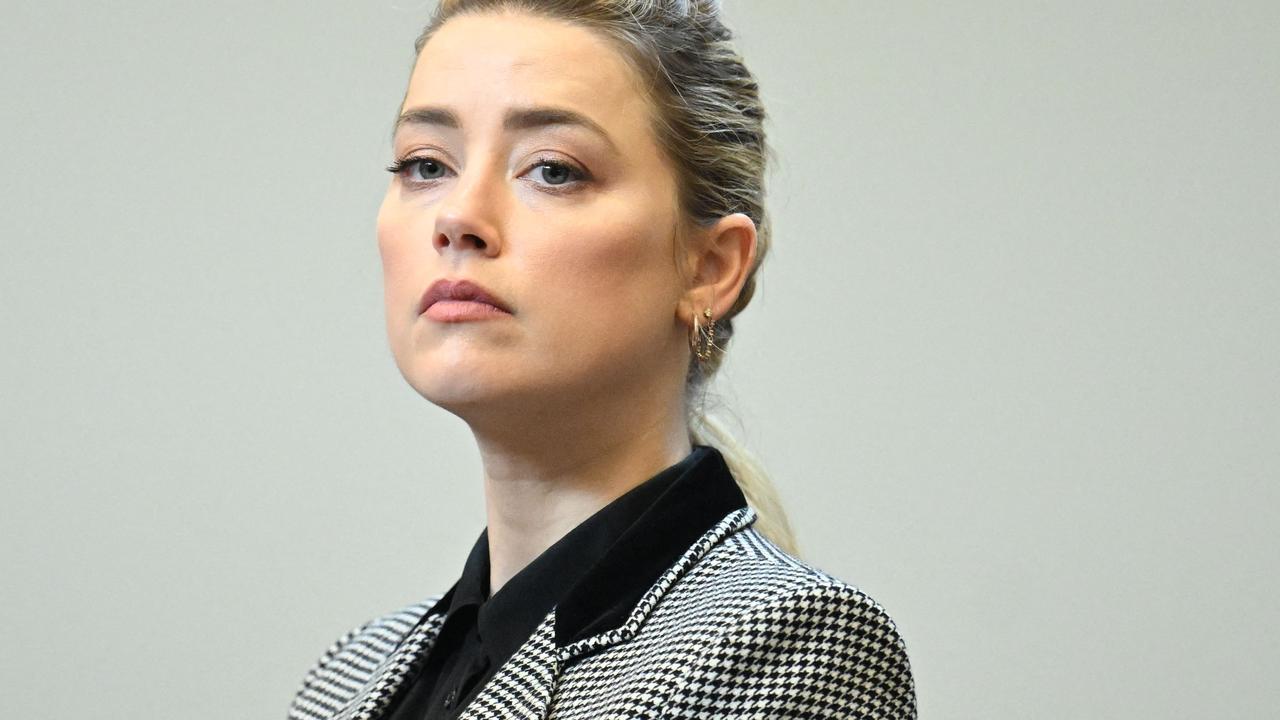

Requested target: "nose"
[{"left": 432, "top": 167, "right": 502, "bottom": 258}]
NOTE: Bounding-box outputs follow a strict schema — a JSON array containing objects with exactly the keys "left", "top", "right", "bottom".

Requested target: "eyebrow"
[{"left": 392, "top": 105, "right": 618, "bottom": 153}]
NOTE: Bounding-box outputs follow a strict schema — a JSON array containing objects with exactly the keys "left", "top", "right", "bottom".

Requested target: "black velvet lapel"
[{"left": 553, "top": 445, "right": 748, "bottom": 648}]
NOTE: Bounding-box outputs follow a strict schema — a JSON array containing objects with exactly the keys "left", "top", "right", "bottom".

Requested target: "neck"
[{"left": 470, "top": 384, "right": 691, "bottom": 598}]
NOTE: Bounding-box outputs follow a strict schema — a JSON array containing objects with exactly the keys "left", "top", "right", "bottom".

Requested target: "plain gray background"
[{"left": 2, "top": 1, "right": 1276, "bottom": 717}]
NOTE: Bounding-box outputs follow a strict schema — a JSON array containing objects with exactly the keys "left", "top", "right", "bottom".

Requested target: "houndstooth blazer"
[{"left": 287, "top": 502, "right": 916, "bottom": 719}]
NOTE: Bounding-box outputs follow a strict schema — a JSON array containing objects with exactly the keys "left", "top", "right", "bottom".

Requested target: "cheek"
[
  {"left": 376, "top": 196, "right": 428, "bottom": 312},
  {"left": 524, "top": 204, "right": 677, "bottom": 346}
]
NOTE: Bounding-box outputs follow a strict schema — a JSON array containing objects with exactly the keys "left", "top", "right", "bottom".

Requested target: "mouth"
[
  {"left": 423, "top": 299, "right": 512, "bottom": 322},
  {"left": 419, "top": 278, "right": 513, "bottom": 319}
]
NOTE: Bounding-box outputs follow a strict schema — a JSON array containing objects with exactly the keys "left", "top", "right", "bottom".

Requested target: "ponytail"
[{"left": 690, "top": 410, "right": 800, "bottom": 558}]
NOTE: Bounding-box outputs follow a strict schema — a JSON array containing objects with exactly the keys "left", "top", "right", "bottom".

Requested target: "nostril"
[{"left": 436, "top": 233, "right": 490, "bottom": 251}]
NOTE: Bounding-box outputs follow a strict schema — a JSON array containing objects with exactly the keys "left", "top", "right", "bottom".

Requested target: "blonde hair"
[{"left": 412, "top": 0, "right": 799, "bottom": 557}]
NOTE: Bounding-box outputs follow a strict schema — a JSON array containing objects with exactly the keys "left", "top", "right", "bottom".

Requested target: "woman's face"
[{"left": 378, "top": 11, "right": 690, "bottom": 419}]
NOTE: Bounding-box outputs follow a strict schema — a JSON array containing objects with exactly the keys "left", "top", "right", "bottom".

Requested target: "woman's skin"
[{"left": 378, "top": 9, "right": 757, "bottom": 596}]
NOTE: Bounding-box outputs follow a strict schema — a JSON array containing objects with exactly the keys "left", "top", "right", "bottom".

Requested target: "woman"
[{"left": 288, "top": 1, "right": 916, "bottom": 718}]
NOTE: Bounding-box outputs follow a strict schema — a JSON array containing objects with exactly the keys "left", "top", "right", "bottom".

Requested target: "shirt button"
[{"left": 444, "top": 687, "right": 458, "bottom": 708}]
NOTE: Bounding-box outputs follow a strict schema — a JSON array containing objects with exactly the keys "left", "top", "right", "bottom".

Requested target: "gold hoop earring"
[{"left": 691, "top": 307, "right": 716, "bottom": 362}]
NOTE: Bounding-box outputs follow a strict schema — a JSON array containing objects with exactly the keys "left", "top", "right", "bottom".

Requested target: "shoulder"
[
  {"left": 656, "top": 525, "right": 917, "bottom": 718},
  {"left": 681, "top": 524, "right": 911, "bottom": 639},
  {"left": 287, "top": 595, "right": 442, "bottom": 720}
]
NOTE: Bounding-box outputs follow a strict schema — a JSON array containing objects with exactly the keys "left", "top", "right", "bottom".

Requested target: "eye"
[
  {"left": 523, "top": 156, "right": 590, "bottom": 193},
  {"left": 385, "top": 155, "right": 451, "bottom": 184}
]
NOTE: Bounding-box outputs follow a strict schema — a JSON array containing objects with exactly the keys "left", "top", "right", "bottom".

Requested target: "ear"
[{"left": 678, "top": 213, "right": 758, "bottom": 326}]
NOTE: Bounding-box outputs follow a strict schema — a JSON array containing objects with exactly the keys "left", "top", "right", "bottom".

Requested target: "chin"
[
  {"left": 419, "top": 380, "right": 502, "bottom": 411},
  {"left": 397, "top": 354, "right": 522, "bottom": 412},
  {"left": 404, "top": 359, "right": 494, "bottom": 401}
]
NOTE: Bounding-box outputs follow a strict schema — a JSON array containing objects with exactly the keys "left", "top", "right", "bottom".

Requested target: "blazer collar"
[
  {"left": 555, "top": 444, "right": 749, "bottom": 649},
  {"left": 337, "top": 446, "right": 754, "bottom": 720}
]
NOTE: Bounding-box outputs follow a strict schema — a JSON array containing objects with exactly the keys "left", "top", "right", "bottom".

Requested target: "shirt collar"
[{"left": 425, "top": 444, "right": 748, "bottom": 657}]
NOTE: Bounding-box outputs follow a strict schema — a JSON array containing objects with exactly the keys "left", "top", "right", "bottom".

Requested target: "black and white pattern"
[{"left": 288, "top": 507, "right": 916, "bottom": 719}]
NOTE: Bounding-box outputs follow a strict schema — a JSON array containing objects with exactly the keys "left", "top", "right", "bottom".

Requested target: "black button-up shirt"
[{"left": 384, "top": 444, "right": 747, "bottom": 720}]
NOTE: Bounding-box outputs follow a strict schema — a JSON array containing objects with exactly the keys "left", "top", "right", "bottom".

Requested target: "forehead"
[{"left": 403, "top": 11, "right": 651, "bottom": 135}]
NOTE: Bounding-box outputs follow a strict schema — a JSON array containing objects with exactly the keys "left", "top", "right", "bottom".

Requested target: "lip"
[{"left": 418, "top": 278, "right": 513, "bottom": 317}]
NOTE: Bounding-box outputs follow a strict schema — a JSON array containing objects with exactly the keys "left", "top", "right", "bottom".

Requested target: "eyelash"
[{"left": 384, "top": 153, "right": 590, "bottom": 195}]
